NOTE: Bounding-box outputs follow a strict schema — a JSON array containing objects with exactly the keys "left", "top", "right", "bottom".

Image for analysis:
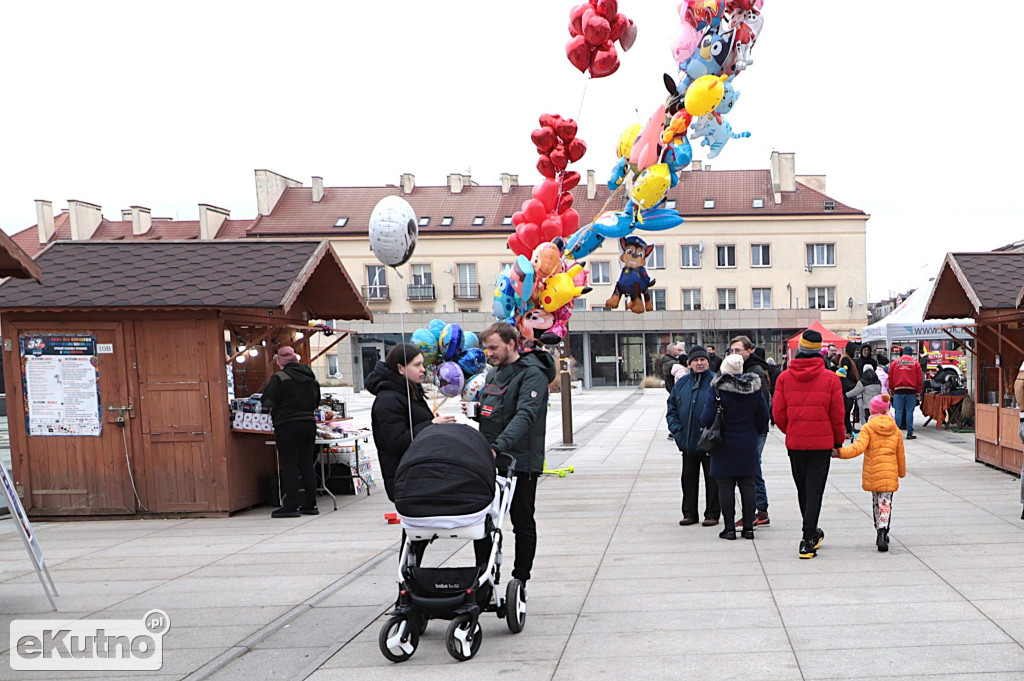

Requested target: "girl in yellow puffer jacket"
[{"left": 833, "top": 394, "right": 907, "bottom": 552}]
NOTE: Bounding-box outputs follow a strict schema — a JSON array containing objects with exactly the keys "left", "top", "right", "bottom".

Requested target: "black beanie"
[{"left": 687, "top": 345, "right": 710, "bottom": 364}]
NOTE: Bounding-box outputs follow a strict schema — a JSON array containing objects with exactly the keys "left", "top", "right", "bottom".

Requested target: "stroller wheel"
[
  {"left": 445, "top": 614, "right": 483, "bottom": 661},
  {"left": 379, "top": 615, "right": 419, "bottom": 663},
  {"left": 505, "top": 578, "right": 527, "bottom": 633}
]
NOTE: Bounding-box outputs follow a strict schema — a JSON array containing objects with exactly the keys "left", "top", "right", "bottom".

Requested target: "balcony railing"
[
  {"left": 407, "top": 283, "right": 436, "bottom": 301},
  {"left": 453, "top": 283, "right": 481, "bottom": 300},
  {"left": 361, "top": 285, "right": 390, "bottom": 302}
]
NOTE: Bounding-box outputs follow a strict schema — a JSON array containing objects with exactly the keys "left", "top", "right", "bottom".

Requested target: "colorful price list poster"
[{"left": 21, "top": 334, "right": 102, "bottom": 437}]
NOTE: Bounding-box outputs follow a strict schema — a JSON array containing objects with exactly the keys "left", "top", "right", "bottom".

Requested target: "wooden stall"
[
  {"left": 924, "top": 252, "right": 1024, "bottom": 474},
  {"left": 0, "top": 239, "right": 370, "bottom": 518}
]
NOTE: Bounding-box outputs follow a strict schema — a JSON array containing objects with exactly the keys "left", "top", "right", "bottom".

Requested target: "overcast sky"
[{"left": 1, "top": 1, "right": 1019, "bottom": 299}]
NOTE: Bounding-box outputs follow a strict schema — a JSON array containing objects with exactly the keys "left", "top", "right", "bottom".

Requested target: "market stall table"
[
  {"left": 921, "top": 393, "right": 967, "bottom": 429},
  {"left": 265, "top": 428, "right": 371, "bottom": 512}
]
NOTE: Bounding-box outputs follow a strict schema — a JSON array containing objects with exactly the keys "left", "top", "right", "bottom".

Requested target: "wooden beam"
[
  {"left": 992, "top": 323, "right": 1024, "bottom": 358},
  {"left": 225, "top": 327, "right": 273, "bottom": 365},
  {"left": 309, "top": 332, "right": 349, "bottom": 363},
  {"left": 943, "top": 327, "right": 977, "bottom": 356},
  {"left": 959, "top": 325, "right": 998, "bottom": 357}
]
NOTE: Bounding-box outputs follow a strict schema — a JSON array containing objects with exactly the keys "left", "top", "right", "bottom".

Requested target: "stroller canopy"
[{"left": 394, "top": 424, "right": 496, "bottom": 519}]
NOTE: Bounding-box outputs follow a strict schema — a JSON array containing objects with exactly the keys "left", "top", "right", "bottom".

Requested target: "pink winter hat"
[{"left": 870, "top": 393, "right": 891, "bottom": 415}]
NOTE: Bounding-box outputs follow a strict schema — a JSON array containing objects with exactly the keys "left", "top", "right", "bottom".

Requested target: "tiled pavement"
[{"left": 2, "top": 388, "right": 1024, "bottom": 681}]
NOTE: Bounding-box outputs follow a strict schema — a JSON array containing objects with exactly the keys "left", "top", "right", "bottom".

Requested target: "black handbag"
[{"left": 697, "top": 389, "right": 723, "bottom": 453}]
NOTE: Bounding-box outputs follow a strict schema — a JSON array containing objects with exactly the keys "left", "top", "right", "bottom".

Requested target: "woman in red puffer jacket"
[{"left": 772, "top": 329, "right": 847, "bottom": 559}]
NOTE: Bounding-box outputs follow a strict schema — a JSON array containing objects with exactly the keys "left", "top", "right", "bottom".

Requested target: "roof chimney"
[
  {"left": 691, "top": 160, "right": 702, "bottom": 171},
  {"left": 35, "top": 200, "right": 55, "bottom": 244},
  {"left": 68, "top": 200, "right": 103, "bottom": 240},
  {"left": 400, "top": 173, "right": 415, "bottom": 195},
  {"left": 448, "top": 173, "right": 468, "bottom": 194},
  {"left": 312, "top": 176, "right": 324, "bottom": 203},
  {"left": 586, "top": 170, "right": 597, "bottom": 200},
  {"left": 500, "top": 172, "right": 519, "bottom": 194},
  {"left": 129, "top": 206, "right": 152, "bottom": 235},
  {"left": 254, "top": 169, "right": 302, "bottom": 216},
  {"left": 198, "top": 204, "right": 229, "bottom": 240},
  {"left": 121, "top": 209, "right": 132, "bottom": 221},
  {"left": 770, "top": 151, "right": 796, "bottom": 204}
]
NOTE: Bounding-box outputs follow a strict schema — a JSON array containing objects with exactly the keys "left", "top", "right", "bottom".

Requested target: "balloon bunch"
[
  {"left": 409, "top": 319, "right": 487, "bottom": 408},
  {"left": 566, "top": 0, "right": 637, "bottom": 78},
  {"left": 493, "top": 239, "right": 592, "bottom": 349}
]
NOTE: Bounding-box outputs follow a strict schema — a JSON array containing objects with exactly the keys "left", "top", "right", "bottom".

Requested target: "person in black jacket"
[
  {"left": 367, "top": 343, "right": 456, "bottom": 502},
  {"left": 666, "top": 345, "right": 719, "bottom": 526},
  {"left": 465, "top": 322, "right": 557, "bottom": 586},
  {"left": 261, "top": 346, "right": 321, "bottom": 518},
  {"left": 839, "top": 343, "right": 861, "bottom": 438},
  {"left": 729, "top": 336, "right": 772, "bottom": 527}
]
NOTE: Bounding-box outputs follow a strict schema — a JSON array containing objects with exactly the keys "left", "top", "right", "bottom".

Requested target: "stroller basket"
[{"left": 407, "top": 566, "right": 480, "bottom": 597}]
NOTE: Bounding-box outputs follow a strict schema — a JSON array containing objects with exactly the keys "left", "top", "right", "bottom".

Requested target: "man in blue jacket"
[{"left": 666, "top": 345, "right": 720, "bottom": 526}]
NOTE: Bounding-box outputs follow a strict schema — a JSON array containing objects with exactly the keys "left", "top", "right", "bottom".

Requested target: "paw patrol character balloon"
[{"left": 368, "top": 196, "right": 418, "bottom": 267}]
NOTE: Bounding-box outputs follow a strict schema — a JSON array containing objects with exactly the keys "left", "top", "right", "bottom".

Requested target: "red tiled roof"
[{"left": 249, "top": 169, "right": 864, "bottom": 237}]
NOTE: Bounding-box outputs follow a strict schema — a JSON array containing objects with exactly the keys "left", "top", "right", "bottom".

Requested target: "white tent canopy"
[{"left": 861, "top": 279, "right": 972, "bottom": 346}]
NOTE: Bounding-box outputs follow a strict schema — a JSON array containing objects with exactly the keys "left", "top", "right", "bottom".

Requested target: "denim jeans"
[
  {"left": 893, "top": 393, "right": 916, "bottom": 436},
  {"left": 754, "top": 432, "right": 768, "bottom": 512}
]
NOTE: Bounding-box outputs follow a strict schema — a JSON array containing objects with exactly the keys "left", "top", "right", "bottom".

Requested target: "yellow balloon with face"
[
  {"left": 684, "top": 74, "right": 727, "bottom": 118},
  {"left": 616, "top": 123, "right": 642, "bottom": 160},
  {"left": 631, "top": 163, "right": 672, "bottom": 210}
]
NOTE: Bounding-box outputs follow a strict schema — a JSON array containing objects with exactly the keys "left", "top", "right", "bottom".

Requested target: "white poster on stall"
[{"left": 21, "top": 334, "right": 102, "bottom": 437}]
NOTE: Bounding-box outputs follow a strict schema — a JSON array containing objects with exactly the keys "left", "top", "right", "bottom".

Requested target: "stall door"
[
  {"left": 136, "top": 320, "right": 214, "bottom": 512},
  {"left": 10, "top": 322, "right": 136, "bottom": 515}
]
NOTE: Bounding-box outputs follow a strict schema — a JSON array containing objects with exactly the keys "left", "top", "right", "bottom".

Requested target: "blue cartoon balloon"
[
  {"left": 509, "top": 256, "right": 535, "bottom": 314},
  {"left": 457, "top": 347, "right": 486, "bottom": 377},
  {"left": 410, "top": 327, "right": 439, "bottom": 366},
  {"left": 565, "top": 222, "right": 606, "bottom": 260},
  {"left": 427, "top": 318, "right": 446, "bottom": 339},
  {"left": 492, "top": 265, "right": 518, "bottom": 322},
  {"left": 439, "top": 323, "right": 464, "bottom": 361},
  {"left": 461, "top": 330, "right": 479, "bottom": 351}
]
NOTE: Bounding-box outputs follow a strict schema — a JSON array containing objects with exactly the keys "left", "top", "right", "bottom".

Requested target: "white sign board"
[{"left": 21, "top": 335, "right": 102, "bottom": 437}]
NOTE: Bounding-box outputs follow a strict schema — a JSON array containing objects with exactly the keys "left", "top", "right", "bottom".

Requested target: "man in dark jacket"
[
  {"left": 660, "top": 343, "right": 685, "bottom": 392},
  {"left": 666, "top": 345, "right": 720, "bottom": 526},
  {"left": 467, "top": 322, "right": 557, "bottom": 585},
  {"left": 729, "top": 335, "right": 772, "bottom": 526},
  {"left": 773, "top": 329, "right": 846, "bottom": 559},
  {"left": 261, "top": 346, "right": 321, "bottom": 518},
  {"left": 706, "top": 344, "right": 723, "bottom": 373}
]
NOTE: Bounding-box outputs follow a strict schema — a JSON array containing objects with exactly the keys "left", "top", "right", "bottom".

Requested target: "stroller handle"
[{"left": 495, "top": 451, "right": 516, "bottom": 476}]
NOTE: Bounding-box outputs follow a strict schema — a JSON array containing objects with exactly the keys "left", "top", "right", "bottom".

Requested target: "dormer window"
[
  {"left": 501, "top": 215, "right": 513, "bottom": 226},
  {"left": 665, "top": 200, "right": 677, "bottom": 210},
  {"left": 752, "top": 198, "right": 764, "bottom": 209},
  {"left": 703, "top": 199, "right": 715, "bottom": 209},
  {"left": 333, "top": 217, "right": 348, "bottom": 228},
  {"left": 472, "top": 216, "right": 485, "bottom": 226},
  {"left": 440, "top": 216, "right": 453, "bottom": 226},
  {"left": 823, "top": 200, "right": 837, "bottom": 211},
  {"left": 418, "top": 216, "right": 430, "bottom": 226}
]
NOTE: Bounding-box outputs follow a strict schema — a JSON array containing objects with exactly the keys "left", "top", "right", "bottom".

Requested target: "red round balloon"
[
  {"left": 532, "top": 179, "right": 560, "bottom": 213},
  {"left": 523, "top": 199, "right": 548, "bottom": 225},
  {"left": 508, "top": 233, "right": 530, "bottom": 257},
  {"left": 583, "top": 12, "right": 611, "bottom": 46},
  {"left": 511, "top": 210, "right": 525, "bottom": 226},
  {"left": 541, "top": 216, "right": 563, "bottom": 243},
  {"left": 560, "top": 209, "right": 580, "bottom": 237}
]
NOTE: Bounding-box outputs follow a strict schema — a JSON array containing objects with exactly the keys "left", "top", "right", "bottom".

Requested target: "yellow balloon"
[
  {"left": 631, "top": 163, "right": 672, "bottom": 210},
  {"left": 684, "top": 74, "right": 727, "bottom": 118},
  {"left": 616, "top": 123, "right": 642, "bottom": 160}
]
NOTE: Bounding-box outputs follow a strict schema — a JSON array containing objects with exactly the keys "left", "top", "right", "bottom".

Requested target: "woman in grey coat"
[{"left": 846, "top": 364, "right": 882, "bottom": 432}]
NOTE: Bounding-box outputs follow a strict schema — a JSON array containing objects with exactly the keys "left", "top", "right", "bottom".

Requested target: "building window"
[
  {"left": 327, "top": 354, "right": 339, "bottom": 378},
  {"left": 752, "top": 198, "right": 764, "bottom": 209},
  {"left": 575, "top": 298, "right": 587, "bottom": 310},
  {"left": 440, "top": 216, "right": 453, "bottom": 226},
  {"left": 751, "top": 244, "right": 771, "bottom": 267},
  {"left": 364, "top": 265, "right": 388, "bottom": 301},
  {"left": 408, "top": 264, "right": 434, "bottom": 300},
  {"left": 455, "top": 263, "right": 479, "bottom": 299},
  {"left": 808, "top": 286, "right": 836, "bottom": 310},
  {"left": 806, "top": 243, "right": 836, "bottom": 267},
  {"left": 703, "top": 199, "right": 715, "bottom": 209},
  {"left": 647, "top": 245, "right": 665, "bottom": 270},
  {"left": 716, "top": 244, "right": 736, "bottom": 268},
  {"left": 680, "top": 245, "right": 701, "bottom": 268},
  {"left": 651, "top": 289, "right": 666, "bottom": 311},
  {"left": 717, "top": 288, "right": 737, "bottom": 310},
  {"left": 665, "top": 199, "right": 677, "bottom": 210},
  {"left": 681, "top": 288, "right": 702, "bottom": 311},
  {"left": 418, "top": 216, "right": 430, "bottom": 227},
  {"left": 752, "top": 288, "right": 772, "bottom": 309},
  {"left": 501, "top": 215, "right": 513, "bottom": 226},
  {"left": 472, "top": 216, "right": 485, "bottom": 226},
  {"left": 334, "top": 217, "right": 348, "bottom": 228},
  {"left": 412, "top": 264, "right": 432, "bottom": 286},
  {"left": 591, "top": 261, "right": 611, "bottom": 284}
]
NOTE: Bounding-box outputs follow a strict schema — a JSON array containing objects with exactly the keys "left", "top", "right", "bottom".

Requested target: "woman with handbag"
[
  {"left": 666, "top": 346, "right": 720, "bottom": 527},
  {"left": 701, "top": 354, "right": 769, "bottom": 540}
]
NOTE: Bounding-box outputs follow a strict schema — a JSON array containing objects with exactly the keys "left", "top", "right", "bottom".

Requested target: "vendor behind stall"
[{"left": 261, "top": 346, "right": 321, "bottom": 518}]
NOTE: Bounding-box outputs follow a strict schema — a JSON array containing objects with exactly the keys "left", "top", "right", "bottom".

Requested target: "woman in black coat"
[
  {"left": 367, "top": 343, "right": 455, "bottom": 501},
  {"left": 701, "top": 354, "right": 768, "bottom": 540}
]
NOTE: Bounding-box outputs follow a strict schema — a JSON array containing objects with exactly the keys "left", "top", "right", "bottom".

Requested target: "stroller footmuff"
[{"left": 379, "top": 424, "right": 525, "bottom": 662}]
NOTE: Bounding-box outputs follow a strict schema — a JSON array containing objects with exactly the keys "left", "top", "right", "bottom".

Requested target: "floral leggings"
[{"left": 872, "top": 492, "right": 894, "bottom": 530}]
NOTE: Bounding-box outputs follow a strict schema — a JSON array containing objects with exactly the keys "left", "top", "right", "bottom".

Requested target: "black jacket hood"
[
  {"left": 366, "top": 361, "right": 414, "bottom": 396},
  {"left": 281, "top": 361, "right": 317, "bottom": 383},
  {"left": 520, "top": 349, "right": 558, "bottom": 383}
]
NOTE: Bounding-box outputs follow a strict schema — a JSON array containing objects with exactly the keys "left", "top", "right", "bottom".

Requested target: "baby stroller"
[{"left": 378, "top": 424, "right": 526, "bottom": 662}]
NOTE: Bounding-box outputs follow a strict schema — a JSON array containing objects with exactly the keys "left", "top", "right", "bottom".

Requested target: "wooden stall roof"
[
  {"left": 0, "top": 239, "right": 371, "bottom": 320},
  {"left": 0, "top": 228, "right": 43, "bottom": 282},
  {"left": 924, "top": 252, "right": 1024, "bottom": 320}
]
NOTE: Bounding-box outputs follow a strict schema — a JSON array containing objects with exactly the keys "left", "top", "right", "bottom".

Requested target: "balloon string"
[{"left": 575, "top": 81, "right": 589, "bottom": 125}]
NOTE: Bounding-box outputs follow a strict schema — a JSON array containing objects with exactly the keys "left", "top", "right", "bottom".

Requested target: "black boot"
[{"left": 877, "top": 528, "right": 889, "bottom": 552}]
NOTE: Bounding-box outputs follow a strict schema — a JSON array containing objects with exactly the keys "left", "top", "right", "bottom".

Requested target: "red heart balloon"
[
  {"left": 531, "top": 127, "right": 556, "bottom": 154},
  {"left": 561, "top": 170, "right": 581, "bottom": 191},
  {"left": 560, "top": 209, "right": 580, "bottom": 237},
  {"left": 537, "top": 155, "right": 557, "bottom": 179},
  {"left": 583, "top": 13, "right": 611, "bottom": 46},
  {"left": 608, "top": 12, "right": 627, "bottom": 42},
  {"left": 557, "top": 191, "right": 575, "bottom": 213},
  {"left": 512, "top": 210, "right": 525, "bottom": 226},
  {"left": 550, "top": 149, "right": 569, "bottom": 172},
  {"left": 508, "top": 233, "right": 530, "bottom": 258},
  {"left": 589, "top": 44, "right": 619, "bottom": 78},
  {"left": 565, "top": 36, "right": 591, "bottom": 73},
  {"left": 569, "top": 3, "right": 587, "bottom": 36},
  {"left": 541, "top": 216, "right": 563, "bottom": 242},
  {"left": 596, "top": 0, "right": 618, "bottom": 19},
  {"left": 519, "top": 222, "right": 543, "bottom": 251},
  {"left": 539, "top": 113, "right": 561, "bottom": 129},
  {"left": 554, "top": 118, "right": 578, "bottom": 143},
  {"left": 532, "top": 179, "right": 560, "bottom": 213},
  {"left": 523, "top": 198, "right": 548, "bottom": 225},
  {"left": 567, "top": 138, "right": 588, "bottom": 163}
]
